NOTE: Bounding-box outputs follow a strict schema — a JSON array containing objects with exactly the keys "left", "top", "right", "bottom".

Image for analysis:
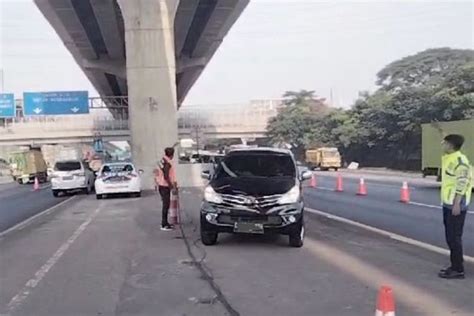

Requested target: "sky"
[{"left": 0, "top": 0, "right": 473, "bottom": 108}]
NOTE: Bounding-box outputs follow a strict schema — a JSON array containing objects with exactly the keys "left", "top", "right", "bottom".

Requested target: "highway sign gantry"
[{"left": 23, "top": 91, "right": 89, "bottom": 116}]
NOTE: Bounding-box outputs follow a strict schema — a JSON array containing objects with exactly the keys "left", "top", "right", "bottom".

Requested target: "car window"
[
  {"left": 101, "top": 164, "right": 134, "bottom": 174},
  {"left": 55, "top": 161, "right": 82, "bottom": 171},
  {"left": 215, "top": 154, "right": 296, "bottom": 178}
]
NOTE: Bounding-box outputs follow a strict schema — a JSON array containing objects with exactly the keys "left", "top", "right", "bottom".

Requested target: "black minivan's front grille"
[
  {"left": 217, "top": 214, "right": 283, "bottom": 226},
  {"left": 220, "top": 194, "right": 282, "bottom": 210}
]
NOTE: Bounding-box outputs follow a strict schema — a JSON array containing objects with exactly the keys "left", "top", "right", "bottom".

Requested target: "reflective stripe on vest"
[{"left": 441, "top": 151, "right": 472, "bottom": 209}]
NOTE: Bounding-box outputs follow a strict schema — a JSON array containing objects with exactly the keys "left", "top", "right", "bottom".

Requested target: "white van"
[{"left": 51, "top": 160, "right": 95, "bottom": 197}]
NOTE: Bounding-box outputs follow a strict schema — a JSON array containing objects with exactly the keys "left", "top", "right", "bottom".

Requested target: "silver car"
[{"left": 51, "top": 160, "right": 95, "bottom": 197}]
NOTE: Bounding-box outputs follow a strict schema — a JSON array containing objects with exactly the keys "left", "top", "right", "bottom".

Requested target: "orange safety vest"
[{"left": 154, "top": 156, "right": 177, "bottom": 187}]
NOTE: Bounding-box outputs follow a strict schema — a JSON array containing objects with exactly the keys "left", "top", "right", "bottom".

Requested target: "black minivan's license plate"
[{"left": 234, "top": 222, "right": 264, "bottom": 234}]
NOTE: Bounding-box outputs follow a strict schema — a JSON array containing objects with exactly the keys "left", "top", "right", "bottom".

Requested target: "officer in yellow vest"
[{"left": 438, "top": 134, "right": 472, "bottom": 279}]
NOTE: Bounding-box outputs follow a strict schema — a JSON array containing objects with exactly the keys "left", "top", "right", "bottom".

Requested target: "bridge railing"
[
  {"left": 0, "top": 115, "right": 130, "bottom": 136},
  {"left": 0, "top": 96, "right": 270, "bottom": 139}
]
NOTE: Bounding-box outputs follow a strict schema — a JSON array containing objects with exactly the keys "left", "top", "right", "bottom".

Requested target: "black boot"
[{"left": 438, "top": 269, "right": 465, "bottom": 279}]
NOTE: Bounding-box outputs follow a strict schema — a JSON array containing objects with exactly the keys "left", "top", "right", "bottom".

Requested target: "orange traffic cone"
[
  {"left": 400, "top": 181, "right": 410, "bottom": 203},
  {"left": 356, "top": 178, "right": 367, "bottom": 196},
  {"left": 168, "top": 191, "right": 180, "bottom": 225},
  {"left": 310, "top": 174, "right": 317, "bottom": 188},
  {"left": 33, "top": 177, "right": 40, "bottom": 191},
  {"left": 335, "top": 174, "right": 343, "bottom": 192},
  {"left": 375, "top": 285, "right": 396, "bottom": 316}
]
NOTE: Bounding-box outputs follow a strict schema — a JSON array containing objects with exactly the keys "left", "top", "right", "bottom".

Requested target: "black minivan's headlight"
[
  {"left": 277, "top": 185, "right": 300, "bottom": 204},
  {"left": 204, "top": 186, "right": 223, "bottom": 204}
]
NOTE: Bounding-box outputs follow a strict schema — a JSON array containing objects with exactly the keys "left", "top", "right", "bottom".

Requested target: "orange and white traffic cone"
[
  {"left": 168, "top": 191, "right": 180, "bottom": 225},
  {"left": 33, "top": 177, "right": 40, "bottom": 191},
  {"left": 335, "top": 174, "right": 343, "bottom": 192},
  {"left": 400, "top": 181, "right": 410, "bottom": 203},
  {"left": 375, "top": 285, "right": 396, "bottom": 316},
  {"left": 310, "top": 174, "right": 317, "bottom": 188},
  {"left": 356, "top": 178, "right": 367, "bottom": 196}
]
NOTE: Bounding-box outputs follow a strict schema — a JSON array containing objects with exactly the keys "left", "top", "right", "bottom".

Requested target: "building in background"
[{"left": 178, "top": 99, "right": 284, "bottom": 130}]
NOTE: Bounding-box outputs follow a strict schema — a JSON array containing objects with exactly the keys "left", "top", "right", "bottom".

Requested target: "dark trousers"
[
  {"left": 159, "top": 186, "right": 171, "bottom": 227},
  {"left": 443, "top": 207, "right": 467, "bottom": 272}
]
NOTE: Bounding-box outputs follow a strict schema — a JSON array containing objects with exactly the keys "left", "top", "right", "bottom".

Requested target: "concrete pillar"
[{"left": 118, "top": 0, "right": 179, "bottom": 189}]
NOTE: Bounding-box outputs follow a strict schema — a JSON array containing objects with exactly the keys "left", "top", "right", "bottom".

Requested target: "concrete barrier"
[{"left": 176, "top": 163, "right": 212, "bottom": 188}]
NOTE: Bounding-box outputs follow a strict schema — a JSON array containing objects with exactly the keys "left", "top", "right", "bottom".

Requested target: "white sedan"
[{"left": 95, "top": 162, "right": 142, "bottom": 199}]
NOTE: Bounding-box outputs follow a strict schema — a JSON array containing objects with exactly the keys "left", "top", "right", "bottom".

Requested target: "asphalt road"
[
  {"left": 304, "top": 173, "right": 474, "bottom": 256},
  {"left": 0, "top": 188, "right": 473, "bottom": 315},
  {"left": 0, "top": 182, "right": 70, "bottom": 233}
]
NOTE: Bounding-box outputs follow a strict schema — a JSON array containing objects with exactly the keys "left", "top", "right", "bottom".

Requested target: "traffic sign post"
[
  {"left": 23, "top": 91, "right": 89, "bottom": 116},
  {"left": 0, "top": 93, "right": 15, "bottom": 118}
]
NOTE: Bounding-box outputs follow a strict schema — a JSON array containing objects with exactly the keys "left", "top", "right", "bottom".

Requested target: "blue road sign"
[
  {"left": 0, "top": 93, "right": 15, "bottom": 118},
  {"left": 23, "top": 91, "right": 89, "bottom": 116}
]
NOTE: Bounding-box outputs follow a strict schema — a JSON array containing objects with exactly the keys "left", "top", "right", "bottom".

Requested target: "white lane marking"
[
  {"left": 314, "top": 187, "right": 334, "bottom": 191},
  {"left": 314, "top": 174, "right": 432, "bottom": 190},
  {"left": 0, "top": 196, "right": 76, "bottom": 239},
  {"left": 409, "top": 201, "right": 474, "bottom": 214},
  {"left": 305, "top": 207, "right": 474, "bottom": 264},
  {"left": 6, "top": 205, "right": 102, "bottom": 313},
  {"left": 408, "top": 201, "right": 440, "bottom": 209},
  {"left": 308, "top": 187, "right": 474, "bottom": 214}
]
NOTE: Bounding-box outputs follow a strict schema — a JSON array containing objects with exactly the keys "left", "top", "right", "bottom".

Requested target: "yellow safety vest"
[{"left": 441, "top": 151, "right": 472, "bottom": 210}]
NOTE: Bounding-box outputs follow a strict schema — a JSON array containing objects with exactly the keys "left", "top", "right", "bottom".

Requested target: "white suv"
[{"left": 51, "top": 160, "right": 95, "bottom": 197}]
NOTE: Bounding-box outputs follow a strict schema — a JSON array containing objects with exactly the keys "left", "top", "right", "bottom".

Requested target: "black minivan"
[{"left": 200, "top": 148, "right": 312, "bottom": 247}]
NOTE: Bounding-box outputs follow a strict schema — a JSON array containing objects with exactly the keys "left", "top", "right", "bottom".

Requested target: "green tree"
[
  {"left": 268, "top": 48, "right": 474, "bottom": 169},
  {"left": 345, "top": 48, "right": 474, "bottom": 168},
  {"left": 376, "top": 48, "right": 474, "bottom": 91},
  {"left": 267, "top": 90, "right": 329, "bottom": 158},
  {"left": 282, "top": 90, "right": 316, "bottom": 106}
]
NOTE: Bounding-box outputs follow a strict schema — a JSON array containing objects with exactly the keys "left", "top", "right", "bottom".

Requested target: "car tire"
[
  {"left": 52, "top": 190, "right": 60, "bottom": 197},
  {"left": 135, "top": 192, "right": 142, "bottom": 198},
  {"left": 334, "top": 168, "right": 339, "bottom": 172},
  {"left": 96, "top": 194, "right": 103, "bottom": 200},
  {"left": 201, "top": 230, "right": 218, "bottom": 246},
  {"left": 289, "top": 220, "right": 304, "bottom": 248}
]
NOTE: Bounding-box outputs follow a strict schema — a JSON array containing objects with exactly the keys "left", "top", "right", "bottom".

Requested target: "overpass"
[
  {"left": 0, "top": 97, "right": 272, "bottom": 146},
  {"left": 33, "top": 0, "right": 249, "bottom": 187},
  {"left": 0, "top": 118, "right": 266, "bottom": 146}
]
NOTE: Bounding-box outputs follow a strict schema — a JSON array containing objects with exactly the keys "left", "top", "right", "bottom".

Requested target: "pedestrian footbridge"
[{"left": 0, "top": 117, "right": 266, "bottom": 146}]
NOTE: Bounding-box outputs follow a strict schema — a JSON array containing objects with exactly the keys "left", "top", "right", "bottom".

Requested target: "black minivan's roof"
[{"left": 227, "top": 147, "right": 292, "bottom": 155}]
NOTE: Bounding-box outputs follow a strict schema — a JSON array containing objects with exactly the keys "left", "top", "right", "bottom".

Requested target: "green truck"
[
  {"left": 422, "top": 119, "right": 474, "bottom": 179},
  {"left": 9, "top": 150, "right": 48, "bottom": 184}
]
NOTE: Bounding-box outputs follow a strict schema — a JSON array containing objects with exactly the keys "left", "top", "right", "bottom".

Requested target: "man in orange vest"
[{"left": 154, "top": 147, "right": 178, "bottom": 231}]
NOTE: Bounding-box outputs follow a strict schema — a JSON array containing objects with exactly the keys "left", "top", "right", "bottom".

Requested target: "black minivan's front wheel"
[
  {"left": 289, "top": 221, "right": 304, "bottom": 248},
  {"left": 201, "top": 230, "right": 218, "bottom": 246}
]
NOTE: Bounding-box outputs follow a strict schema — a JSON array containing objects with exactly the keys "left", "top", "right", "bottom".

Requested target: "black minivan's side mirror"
[
  {"left": 201, "top": 170, "right": 211, "bottom": 180},
  {"left": 301, "top": 170, "right": 313, "bottom": 181}
]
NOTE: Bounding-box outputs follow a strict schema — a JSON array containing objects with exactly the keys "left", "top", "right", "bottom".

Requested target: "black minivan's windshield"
[{"left": 215, "top": 154, "right": 296, "bottom": 178}]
